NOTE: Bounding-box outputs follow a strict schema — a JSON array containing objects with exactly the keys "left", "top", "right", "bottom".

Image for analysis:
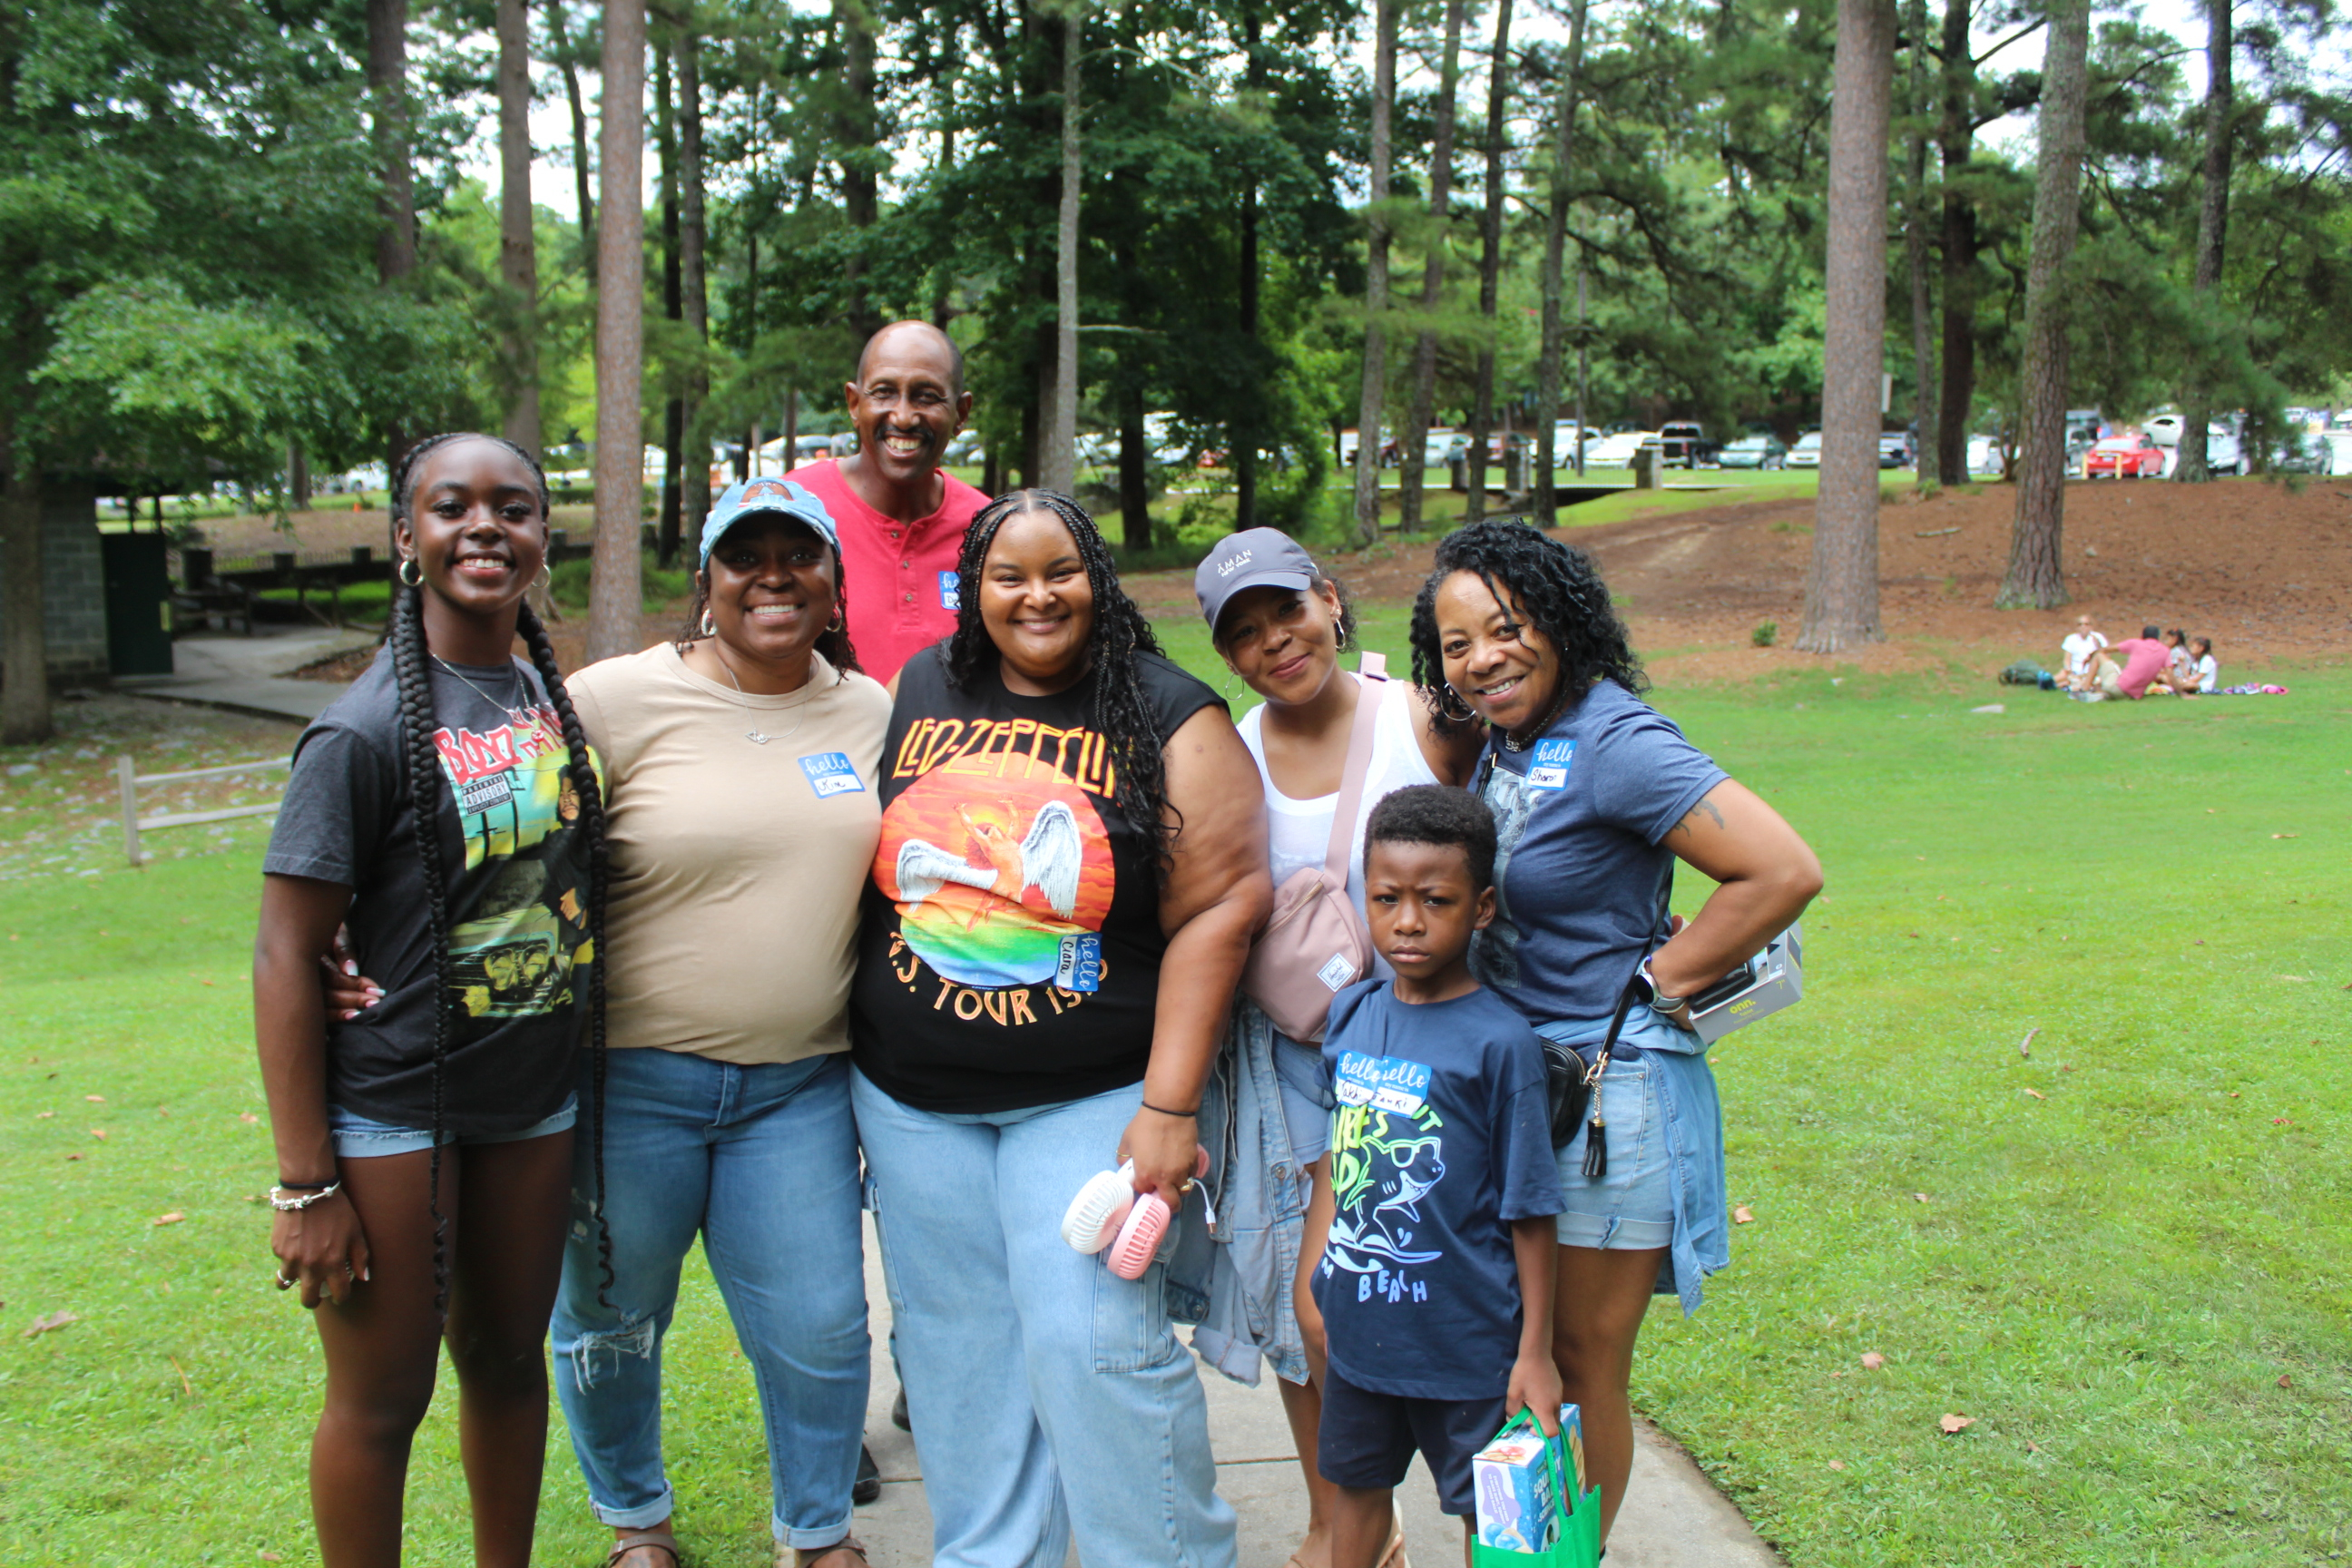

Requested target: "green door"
[{"left": 102, "top": 533, "right": 175, "bottom": 675}]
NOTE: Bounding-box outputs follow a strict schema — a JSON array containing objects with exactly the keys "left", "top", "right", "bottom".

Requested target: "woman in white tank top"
[{"left": 1194, "top": 528, "right": 1482, "bottom": 1568}]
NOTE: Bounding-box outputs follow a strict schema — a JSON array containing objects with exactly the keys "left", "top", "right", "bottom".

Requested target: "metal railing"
[{"left": 117, "top": 754, "right": 288, "bottom": 866}]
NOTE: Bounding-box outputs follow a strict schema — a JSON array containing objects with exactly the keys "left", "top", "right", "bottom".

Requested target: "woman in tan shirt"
[{"left": 555, "top": 481, "right": 890, "bottom": 1568}]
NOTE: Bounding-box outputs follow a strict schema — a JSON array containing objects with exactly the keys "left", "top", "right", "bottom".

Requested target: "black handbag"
[{"left": 1543, "top": 967, "right": 1651, "bottom": 1176}]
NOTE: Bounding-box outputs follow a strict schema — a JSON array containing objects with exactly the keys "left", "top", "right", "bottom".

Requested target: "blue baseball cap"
[{"left": 699, "top": 478, "right": 839, "bottom": 566}]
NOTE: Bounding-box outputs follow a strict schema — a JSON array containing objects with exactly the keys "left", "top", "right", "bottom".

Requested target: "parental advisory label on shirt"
[
  {"left": 1527, "top": 738, "right": 1576, "bottom": 791},
  {"left": 1056, "top": 933, "right": 1103, "bottom": 992},
  {"left": 457, "top": 772, "right": 514, "bottom": 814},
  {"left": 799, "top": 752, "right": 865, "bottom": 799}
]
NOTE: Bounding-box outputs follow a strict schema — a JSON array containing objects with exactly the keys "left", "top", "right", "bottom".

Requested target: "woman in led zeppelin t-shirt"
[{"left": 850, "top": 490, "right": 1269, "bottom": 1568}]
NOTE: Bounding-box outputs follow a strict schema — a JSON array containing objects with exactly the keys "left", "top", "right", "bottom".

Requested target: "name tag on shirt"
[
  {"left": 1334, "top": 1051, "right": 1432, "bottom": 1115},
  {"left": 799, "top": 752, "right": 865, "bottom": 799},
  {"left": 1526, "top": 737, "right": 1576, "bottom": 791},
  {"left": 938, "top": 571, "right": 961, "bottom": 611},
  {"left": 1056, "top": 933, "right": 1102, "bottom": 992}
]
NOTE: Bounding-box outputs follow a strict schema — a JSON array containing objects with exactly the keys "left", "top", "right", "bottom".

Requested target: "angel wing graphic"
[{"left": 896, "top": 799, "right": 1084, "bottom": 925}]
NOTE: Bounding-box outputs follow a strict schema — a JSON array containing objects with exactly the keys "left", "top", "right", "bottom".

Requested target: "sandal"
[
  {"left": 603, "top": 1528, "right": 683, "bottom": 1568},
  {"left": 790, "top": 1534, "right": 870, "bottom": 1568}
]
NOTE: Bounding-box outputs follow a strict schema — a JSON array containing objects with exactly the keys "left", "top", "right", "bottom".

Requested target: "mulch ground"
[{"left": 241, "top": 476, "right": 2352, "bottom": 689}]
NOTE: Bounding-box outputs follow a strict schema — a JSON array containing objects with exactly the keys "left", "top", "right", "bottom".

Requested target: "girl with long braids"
[
  {"left": 253, "top": 432, "right": 603, "bottom": 1565},
  {"left": 849, "top": 490, "right": 1270, "bottom": 1568},
  {"left": 547, "top": 480, "right": 888, "bottom": 1568},
  {"left": 1408, "top": 519, "right": 1820, "bottom": 1551}
]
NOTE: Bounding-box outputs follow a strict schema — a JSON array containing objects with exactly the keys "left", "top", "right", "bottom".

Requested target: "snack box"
[
  {"left": 1685, "top": 922, "right": 1804, "bottom": 1044},
  {"left": 1472, "top": 1430, "right": 1561, "bottom": 1553},
  {"left": 1557, "top": 1403, "right": 1586, "bottom": 1496}
]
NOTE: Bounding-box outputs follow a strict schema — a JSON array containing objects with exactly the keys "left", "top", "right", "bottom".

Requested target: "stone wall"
[{"left": 0, "top": 481, "right": 109, "bottom": 686}]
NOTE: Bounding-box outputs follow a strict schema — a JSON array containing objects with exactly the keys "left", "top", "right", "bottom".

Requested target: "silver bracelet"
[{"left": 270, "top": 1181, "right": 343, "bottom": 1211}]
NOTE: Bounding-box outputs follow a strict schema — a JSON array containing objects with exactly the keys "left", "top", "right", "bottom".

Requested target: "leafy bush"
[
  {"left": 550, "top": 553, "right": 693, "bottom": 613},
  {"left": 1751, "top": 620, "right": 1779, "bottom": 648}
]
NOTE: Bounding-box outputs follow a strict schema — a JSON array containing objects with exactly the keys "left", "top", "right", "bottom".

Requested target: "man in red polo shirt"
[{"left": 789, "top": 321, "right": 990, "bottom": 682}]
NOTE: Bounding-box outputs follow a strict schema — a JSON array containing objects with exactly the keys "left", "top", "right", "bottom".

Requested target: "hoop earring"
[
  {"left": 827, "top": 611, "right": 845, "bottom": 634},
  {"left": 699, "top": 609, "right": 716, "bottom": 639},
  {"left": 1437, "top": 682, "right": 1478, "bottom": 723},
  {"left": 534, "top": 564, "right": 552, "bottom": 591},
  {"left": 397, "top": 555, "right": 423, "bottom": 587}
]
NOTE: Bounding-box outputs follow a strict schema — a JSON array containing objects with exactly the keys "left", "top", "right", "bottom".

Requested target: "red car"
[{"left": 2084, "top": 432, "right": 2165, "bottom": 478}]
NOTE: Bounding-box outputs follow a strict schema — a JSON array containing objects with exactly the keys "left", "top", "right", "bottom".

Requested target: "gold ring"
[
  {"left": 275, "top": 1271, "right": 296, "bottom": 1290},
  {"left": 1179, "top": 1179, "right": 1197, "bottom": 1195}
]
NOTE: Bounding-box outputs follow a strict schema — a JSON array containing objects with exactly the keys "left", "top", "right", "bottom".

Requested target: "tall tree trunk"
[
  {"left": 1118, "top": 384, "right": 1152, "bottom": 551},
  {"left": 1, "top": 405, "right": 47, "bottom": 745},
  {"left": 368, "top": 0, "right": 416, "bottom": 492},
  {"left": 2175, "top": 0, "right": 2231, "bottom": 485},
  {"left": 1533, "top": 0, "right": 1589, "bottom": 527},
  {"left": 655, "top": 45, "right": 684, "bottom": 567},
  {"left": 1234, "top": 3, "right": 1265, "bottom": 530},
  {"left": 1932, "top": 0, "right": 1974, "bottom": 485},
  {"left": 587, "top": 0, "right": 646, "bottom": 663},
  {"left": 1398, "top": 0, "right": 1467, "bottom": 534},
  {"left": 546, "top": 0, "right": 596, "bottom": 289},
  {"left": 1352, "top": 0, "right": 1399, "bottom": 544},
  {"left": 1903, "top": 0, "right": 1936, "bottom": 481},
  {"left": 1999, "top": 0, "right": 2090, "bottom": 609},
  {"left": 1466, "top": 0, "right": 1513, "bottom": 525},
  {"left": 680, "top": 31, "right": 709, "bottom": 532},
  {"left": 289, "top": 442, "right": 312, "bottom": 508},
  {"left": 1798, "top": 0, "right": 1894, "bottom": 653},
  {"left": 933, "top": 25, "right": 960, "bottom": 328},
  {"left": 497, "top": 0, "right": 541, "bottom": 459},
  {"left": 1042, "top": 1, "right": 1082, "bottom": 495},
  {"left": 838, "top": 0, "right": 881, "bottom": 343}
]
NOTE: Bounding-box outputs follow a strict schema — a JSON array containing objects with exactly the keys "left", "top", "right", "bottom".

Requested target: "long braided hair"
[
  {"left": 387, "top": 432, "right": 612, "bottom": 1313},
  {"left": 941, "top": 489, "right": 1178, "bottom": 868},
  {"left": 1408, "top": 518, "right": 1648, "bottom": 738}
]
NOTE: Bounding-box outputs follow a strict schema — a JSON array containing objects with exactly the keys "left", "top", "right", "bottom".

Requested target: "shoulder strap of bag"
[
  {"left": 1322, "top": 674, "right": 1385, "bottom": 882},
  {"left": 1577, "top": 965, "right": 1651, "bottom": 1179}
]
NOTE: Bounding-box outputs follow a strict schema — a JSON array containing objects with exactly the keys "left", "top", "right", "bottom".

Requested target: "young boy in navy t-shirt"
[{"left": 1304, "top": 785, "right": 1564, "bottom": 1566}]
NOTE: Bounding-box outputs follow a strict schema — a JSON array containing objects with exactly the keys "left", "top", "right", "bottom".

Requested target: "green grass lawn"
[{"left": 3, "top": 632, "right": 2345, "bottom": 1563}]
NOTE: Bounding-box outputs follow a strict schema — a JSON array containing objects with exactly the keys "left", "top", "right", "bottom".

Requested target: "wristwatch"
[{"left": 1639, "top": 956, "right": 1690, "bottom": 1015}]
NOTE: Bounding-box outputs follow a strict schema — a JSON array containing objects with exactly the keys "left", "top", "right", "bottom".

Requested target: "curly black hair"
[
  {"left": 1365, "top": 783, "right": 1498, "bottom": 892},
  {"left": 388, "top": 432, "right": 612, "bottom": 1316},
  {"left": 1408, "top": 518, "right": 1647, "bottom": 737},
  {"left": 941, "top": 489, "right": 1177, "bottom": 869}
]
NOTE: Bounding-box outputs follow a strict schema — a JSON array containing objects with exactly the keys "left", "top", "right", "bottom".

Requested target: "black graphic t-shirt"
[
  {"left": 265, "top": 649, "right": 597, "bottom": 1135},
  {"left": 850, "top": 642, "right": 1222, "bottom": 1112}
]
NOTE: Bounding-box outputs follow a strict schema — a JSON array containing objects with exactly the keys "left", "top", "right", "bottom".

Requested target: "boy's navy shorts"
[{"left": 1318, "top": 1364, "right": 1509, "bottom": 1516}]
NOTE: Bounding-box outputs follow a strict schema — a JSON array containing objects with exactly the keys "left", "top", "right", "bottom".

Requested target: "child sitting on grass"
[{"left": 1301, "top": 785, "right": 1564, "bottom": 1568}]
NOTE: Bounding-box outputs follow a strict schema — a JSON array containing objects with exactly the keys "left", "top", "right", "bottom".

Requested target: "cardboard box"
[
  {"left": 1685, "top": 922, "right": 1804, "bottom": 1044},
  {"left": 1472, "top": 1431, "right": 1561, "bottom": 1553},
  {"left": 1558, "top": 1404, "right": 1586, "bottom": 1497}
]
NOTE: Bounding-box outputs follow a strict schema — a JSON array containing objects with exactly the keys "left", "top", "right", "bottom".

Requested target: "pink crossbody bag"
[{"left": 1240, "top": 672, "right": 1384, "bottom": 1042}]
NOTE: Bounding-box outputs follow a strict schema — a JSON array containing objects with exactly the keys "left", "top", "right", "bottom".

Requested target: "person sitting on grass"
[
  {"left": 2163, "top": 628, "right": 2194, "bottom": 688},
  {"left": 1302, "top": 785, "right": 1563, "bottom": 1568},
  {"left": 2090, "top": 624, "right": 2173, "bottom": 701},
  {"left": 2057, "top": 614, "right": 2108, "bottom": 692},
  {"left": 2185, "top": 636, "right": 2219, "bottom": 694}
]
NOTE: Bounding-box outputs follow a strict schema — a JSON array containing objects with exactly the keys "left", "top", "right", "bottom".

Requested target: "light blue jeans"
[
  {"left": 552, "top": 1049, "right": 869, "bottom": 1549},
  {"left": 851, "top": 1067, "right": 1239, "bottom": 1568}
]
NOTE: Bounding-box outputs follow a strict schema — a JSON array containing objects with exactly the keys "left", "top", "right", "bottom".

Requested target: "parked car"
[
  {"left": 2272, "top": 434, "right": 2338, "bottom": 475},
  {"left": 1659, "top": 422, "right": 1710, "bottom": 467},
  {"left": 1716, "top": 432, "right": 1788, "bottom": 470},
  {"left": 1965, "top": 434, "right": 2008, "bottom": 476},
  {"left": 1786, "top": 431, "right": 1824, "bottom": 469},
  {"left": 2151, "top": 425, "right": 2242, "bottom": 475},
  {"left": 2084, "top": 433, "right": 2166, "bottom": 478},
  {"left": 1877, "top": 432, "right": 1915, "bottom": 469},
  {"left": 1584, "top": 430, "right": 1661, "bottom": 468}
]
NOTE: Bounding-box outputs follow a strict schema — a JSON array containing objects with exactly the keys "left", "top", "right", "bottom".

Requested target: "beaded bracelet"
[{"left": 269, "top": 1180, "right": 344, "bottom": 1211}]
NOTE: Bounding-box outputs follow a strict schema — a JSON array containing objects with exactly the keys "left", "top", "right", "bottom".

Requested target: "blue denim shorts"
[
  {"left": 1271, "top": 1034, "right": 1336, "bottom": 1164},
  {"left": 327, "top": 1094, "right": 578, "bottom": 1159},
  {"left": 1553, "top": 1047, "right": 1673, "bottom": 1250}
]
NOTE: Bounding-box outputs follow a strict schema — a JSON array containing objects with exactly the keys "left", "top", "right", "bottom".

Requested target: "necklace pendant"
[{"left": 746, "top": 730, "right": 772, "bottom": 745}]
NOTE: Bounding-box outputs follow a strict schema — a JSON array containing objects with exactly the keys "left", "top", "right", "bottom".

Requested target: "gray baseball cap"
[{"left": 1194, "top": 527, "right": 1320, "bottom": 635}]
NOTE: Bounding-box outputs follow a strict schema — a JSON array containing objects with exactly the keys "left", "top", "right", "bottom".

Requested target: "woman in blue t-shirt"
[{"left": 1406, "top": 520, "right": 1822, "bottom": 1550}]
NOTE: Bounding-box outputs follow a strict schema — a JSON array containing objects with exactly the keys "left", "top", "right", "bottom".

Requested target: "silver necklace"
[
  {"left": 1497, "top": 681, "right": 1568, "bottom": 751},
  {"left": 708, "top": 642, "right": 804, "bottom": 747},
  {"left": 431, "top": 654, "right": 528, "bottom": 718}
]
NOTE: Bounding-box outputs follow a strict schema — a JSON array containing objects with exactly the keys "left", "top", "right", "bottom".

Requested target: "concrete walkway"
[
  {"left": 117, "top": 627, "right": 377, "bottom": 722},
  {"left": 847, "top": 1220, "right": 1780, "bottom": 1568}
]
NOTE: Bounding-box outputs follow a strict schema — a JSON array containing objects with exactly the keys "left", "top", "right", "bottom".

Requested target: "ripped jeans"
[{"left": 551, "top": 1048, "right": 869, "bottom": 1548}]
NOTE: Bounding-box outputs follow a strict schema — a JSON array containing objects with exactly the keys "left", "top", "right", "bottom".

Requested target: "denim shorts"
[
  {"left": 1271, "top": 1034, "right": 1336, "bottom": 1164},
  {"left": 327, "top": 1094, "right": 578, "bottom": 1159},
  {"left": 1553, "top": 1047, "right": 1673, "bottom": 1250}
]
